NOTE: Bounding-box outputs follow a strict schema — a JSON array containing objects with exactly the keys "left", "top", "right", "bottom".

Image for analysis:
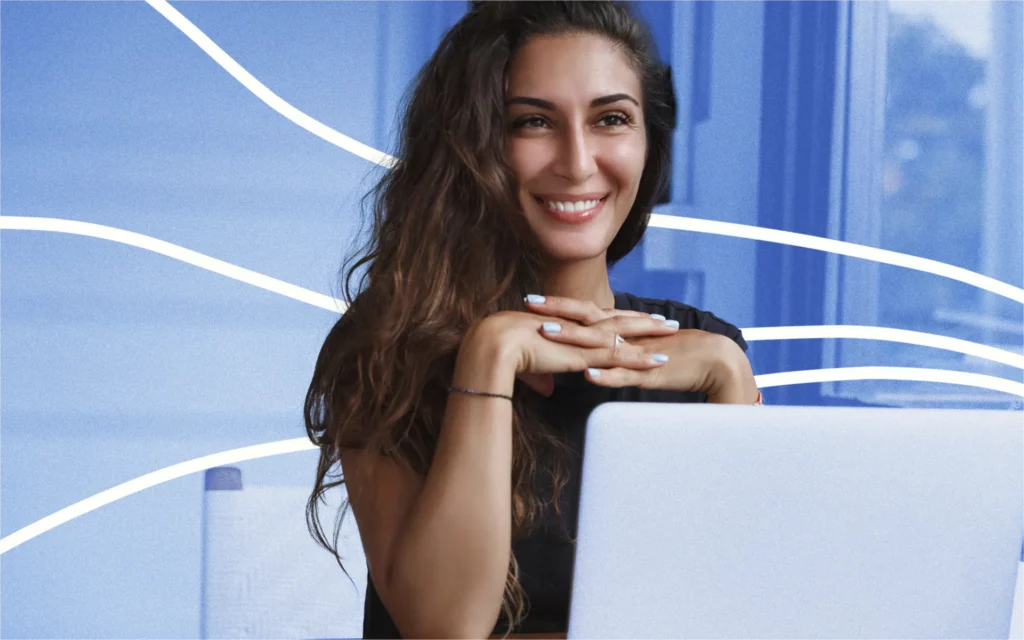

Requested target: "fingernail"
[
  {"left": 542, "top": 322, "right": 562, "bottom": 333},
  {"left": 651, "top": 353, "right": 669, "bottom": 363},
  {"left": 650, "top": 313, "right": 666, "bottom": 321},
  {"left": 525, "top": 294, "right": 546, "bottom": 304},
  {"left": 664, "top": 319, "right": 680, "bottom": 329},
  {"left": 587, "top": 368, "right": 601, "bottom": 378}
]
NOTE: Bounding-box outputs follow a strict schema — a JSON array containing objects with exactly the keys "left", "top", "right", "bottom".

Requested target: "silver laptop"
[{"left": 567, "top": 403, "right": 1024, "bottom": 639}]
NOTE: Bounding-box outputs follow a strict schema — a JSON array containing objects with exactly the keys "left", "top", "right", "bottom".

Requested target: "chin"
[{"left": 535, "top": 236, "right": 610, "bottom": 263}]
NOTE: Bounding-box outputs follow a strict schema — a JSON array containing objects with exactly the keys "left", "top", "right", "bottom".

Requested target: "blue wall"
[{"left": 2, "top": 1, "right": 1021, "bottom": 637}]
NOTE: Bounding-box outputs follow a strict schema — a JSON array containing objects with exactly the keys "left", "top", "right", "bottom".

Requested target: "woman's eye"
[
  {"left": 599, "top": 113, "right": 631, "bottom": 127},
  {"left": 512, "top": 116, "right": 548, "bottom": 129}
]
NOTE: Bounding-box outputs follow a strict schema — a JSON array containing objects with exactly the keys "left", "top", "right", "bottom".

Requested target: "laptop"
[{"left": 567, "top": 403, "right": 1024, "bottom": 639}]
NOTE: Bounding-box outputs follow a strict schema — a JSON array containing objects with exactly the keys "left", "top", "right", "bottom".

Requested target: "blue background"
[{"left": 2, "top": 1, "right": 1021, "bottom": 637}]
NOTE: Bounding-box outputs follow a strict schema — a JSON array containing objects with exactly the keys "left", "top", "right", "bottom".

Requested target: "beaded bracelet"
[{"left": 448, "top": 386, "right": 514, "bottom": 401}]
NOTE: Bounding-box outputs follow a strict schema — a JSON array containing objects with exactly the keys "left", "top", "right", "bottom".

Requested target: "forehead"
[{"left": 505, "top": 33, "right": 642, "bottom": 102}]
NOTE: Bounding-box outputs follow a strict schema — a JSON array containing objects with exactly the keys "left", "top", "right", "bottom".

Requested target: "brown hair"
[{"left": 305, "top": 0, "right": 673, "bottom": 633}]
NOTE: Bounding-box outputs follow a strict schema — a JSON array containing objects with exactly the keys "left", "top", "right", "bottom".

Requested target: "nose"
[{"left": 552, "top": 125, "right": 597, "bottom": 183}]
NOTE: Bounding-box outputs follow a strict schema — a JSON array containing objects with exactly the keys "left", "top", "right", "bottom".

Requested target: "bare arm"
[
  {"left": 342, "top": 310, "right": 663, "bottom": 638},
  {"left": 386, "top": 326, "right": 518, "bottom": 637},
  {"left": 343, "top": 323, "right": 519, "bottom": 639}
]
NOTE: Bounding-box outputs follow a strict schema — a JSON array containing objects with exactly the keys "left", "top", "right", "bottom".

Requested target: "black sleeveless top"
[{"left": 361, "top": 291, "right": 748, "bottom": 638}]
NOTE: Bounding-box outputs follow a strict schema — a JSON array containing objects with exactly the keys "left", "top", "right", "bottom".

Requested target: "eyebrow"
[{"left": 505, "top": 93, "right": 640, "bottom": 110}]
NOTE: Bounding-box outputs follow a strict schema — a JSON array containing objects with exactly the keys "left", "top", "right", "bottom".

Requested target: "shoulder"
[{"left": 615, "top": 290, "right": 748, "bottom": 352}]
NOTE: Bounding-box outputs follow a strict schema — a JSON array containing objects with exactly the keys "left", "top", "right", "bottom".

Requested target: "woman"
[{"left": 305, "top": 2, "right": 761, "bottom": 638}]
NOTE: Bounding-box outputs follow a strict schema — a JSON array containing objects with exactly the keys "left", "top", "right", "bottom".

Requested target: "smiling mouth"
[{"left": 533, "top": 195, "right": 609, "bottom": 215}]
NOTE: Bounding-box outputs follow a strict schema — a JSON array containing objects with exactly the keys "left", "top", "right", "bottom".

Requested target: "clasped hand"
[{"left": 471, "top": 294, "right": 755, "bottom": 402}]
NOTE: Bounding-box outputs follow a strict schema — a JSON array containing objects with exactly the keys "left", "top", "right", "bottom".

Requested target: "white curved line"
[
  {"left": 755, "top": 366, "right": 1024, "bottom": 397},
  {"left": 0, "top": 438, "right": 317, "bottom": 555},
  {"left": 143, "top": 0, "right": 397, "bottom": 169},
  {"left": 3, "top": 217, "right": 1019, "bottom": 371},
  {"left": 7, "top": 4, "right": 1018, "bottom": 552},
  {"left": 649, "top": 214, "right": 1024, "bottom": 305},
  {"left": 144, "top": 0, "right": 1021, "bottom": 305},
  {"left": 2, "top": 366, "right": 1017, "bottom": 554},
  {"left": 742, "top": 325, "right": 1024, "bottom": 370},
  {"left": 0, "top": 216, "right": 347, "bottom": 314},
  {"left": 4, "top": 215, "right": 1020, "bottom": 325}
]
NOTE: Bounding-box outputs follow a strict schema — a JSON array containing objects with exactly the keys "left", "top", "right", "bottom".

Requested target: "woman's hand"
[
  {"left": 524, "top": 294, "right": 760, "bottom": 403},
  {"left": 463, "top": 308, "right": 673, "bottom": 397}
]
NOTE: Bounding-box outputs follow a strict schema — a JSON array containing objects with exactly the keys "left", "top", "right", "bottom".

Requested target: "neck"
[{"left": 542, "top": 253, "right": 616, "bottom": 309}]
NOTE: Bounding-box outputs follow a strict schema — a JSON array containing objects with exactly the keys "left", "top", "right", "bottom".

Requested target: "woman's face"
[{"left": 505, "top": 33, "right": 647, "bottom": 264}]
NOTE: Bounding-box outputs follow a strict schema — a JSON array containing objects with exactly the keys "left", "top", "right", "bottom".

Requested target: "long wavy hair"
[{"left": 305, "top": 1, "right": 673, "bottom": 633}]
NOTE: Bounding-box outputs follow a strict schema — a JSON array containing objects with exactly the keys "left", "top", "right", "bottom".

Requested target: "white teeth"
[{"left": 544, "top": 199, "right": 600, "bottom": 213}]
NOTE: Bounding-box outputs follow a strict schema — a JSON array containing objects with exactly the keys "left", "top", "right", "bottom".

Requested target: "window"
[{"left": 828, "top": 0, "right": 1023, "bottom": 409}]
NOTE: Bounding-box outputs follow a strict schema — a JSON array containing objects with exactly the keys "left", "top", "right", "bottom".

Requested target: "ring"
[{"left": 612, "top": 333, "right": 624, "bottom": 350}]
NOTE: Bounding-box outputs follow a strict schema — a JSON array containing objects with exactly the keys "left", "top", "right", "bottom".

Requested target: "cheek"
[
  {"left": 607, "top": 140, "right": 647, "bottom": 187},
  {"left": 506, "top": 139, "right": 550, "bottom": 186}
]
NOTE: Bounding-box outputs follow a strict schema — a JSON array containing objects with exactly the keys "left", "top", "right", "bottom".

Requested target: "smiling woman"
[
  {"left": 303, "top": 2, "right": 760, "bottom": 639},
  {"left": 505, "top": 35, "right": 648, "bottom": 264}
]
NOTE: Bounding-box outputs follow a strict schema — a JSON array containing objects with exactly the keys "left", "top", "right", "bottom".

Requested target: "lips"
[{"left": 533, "top": 194, "right": 609, "bottom": 225}]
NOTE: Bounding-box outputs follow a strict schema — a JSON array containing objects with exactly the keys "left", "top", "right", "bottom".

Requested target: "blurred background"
[{"left": 2, "top": 1, "right": 1021, "bottom": 638}]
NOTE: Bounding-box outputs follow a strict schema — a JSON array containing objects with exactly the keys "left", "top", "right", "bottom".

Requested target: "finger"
[
  {"left": 536, "top": 315, "right": 678, "bottom": 345},
  {"left": 587, "top": 344, "right": 671, "bottom": 371},
  {"left": 524, "top": 294, "right": 666, "bottom": 326},
  {"left": 585, "top": 314, "right": 681, "bottom": 339},
  {"left": 523, "top": 295, "right": 608, "bottom": 325},
  {"left": 538, "top": 320, "right": 625, "bottom": 349},
  {"left": 584, "top": 366, "right": 664, "bottom": 388},
  {"left": 598, "top": 309, "right": 648, "bottom": 318},
  {"left": 536, "top": 320, "right": 668, "bottom": 369}
]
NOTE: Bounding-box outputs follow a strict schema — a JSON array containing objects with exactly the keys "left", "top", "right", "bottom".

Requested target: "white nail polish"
[
  {"left": 652, "top": 353, "right": 669, "bottom": 363},
  {"left": 587, "top": 368, "right": 601, "bottom": 378},
  {"left": 665, "top": 319, "right": 680, "bottom": 329},
  {"left": 525, "top": 294, "right": 546, "bottom": 304},
  {"left": 542, "top": 322, "right": 561, "bottom": 333},
  {"left": 650, "top": 313, "right": 666, "bottom": 321}
]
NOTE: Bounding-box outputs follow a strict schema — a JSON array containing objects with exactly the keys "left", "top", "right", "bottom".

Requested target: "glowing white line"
[
  {"left": 755, "top": 366, "right": 1024, "bottom": 397},
  {"left": 5, "top": 1, "right": 1017, "bottom": 557},
  {"left": 0, "top": 438, "right": 316, "bottom": 555},
  {"left": 141, "top": 0, "right": 1021, "bottom": 305},
  {"left": 105, "top": 2, "right": 1024, "bottom": 311},
  {"left": 4, "top": 215, "right": 1020, "bottom": 324},
  {"left": 649, "top": 214, "right": 1024, "bottom": 305},
  {"left": 3, "top": 365, "right": 1019, "bottom": 554},
  {"left": 143, "top": 0, "right": 397, "bottom": 169},
  {"left": 2, "top": 218, "right": 1019, "bottom": 370},
  {"left": 0, "top": 216, "right": 347, "bottom": 314},
  {"left": 742, "top": 325, "right": 1024, "bottom": 370}
]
